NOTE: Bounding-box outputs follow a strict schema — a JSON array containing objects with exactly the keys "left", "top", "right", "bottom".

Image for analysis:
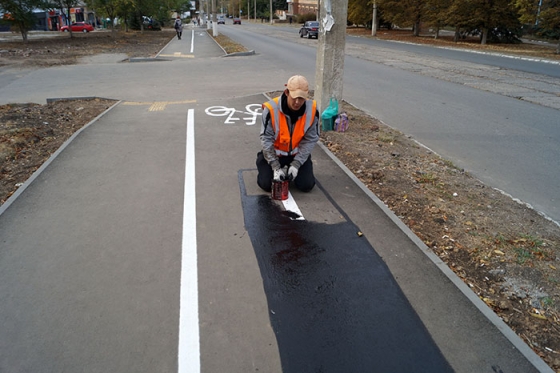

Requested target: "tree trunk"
[
  {"left": 20, "top": 30, "right": 28, "bottom": 42},
  {"left": 413, "top": 19, "right": 420, "bottom": 36},
  {"left": 454, "top": 26, "right": 460, "bottom": 42},
  {"left": 67, "top": 7, "right": 74, "bottom": 38},
  {"left": 481, "top": 27, "right": 488, "bottom": 45},
  {"left": 556, "top": 40, "right": 560, "bottom": 54},
  {"left": 17, "top": 21, "right": 29, "bottom": 43},
  {"left": 434, "top": 26, "right": 439, "bottom": 39}
]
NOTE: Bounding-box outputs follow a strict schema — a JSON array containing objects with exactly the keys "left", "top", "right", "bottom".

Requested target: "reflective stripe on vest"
[{"left": 262, "top": 97, "right": 317, "bottom": 157}]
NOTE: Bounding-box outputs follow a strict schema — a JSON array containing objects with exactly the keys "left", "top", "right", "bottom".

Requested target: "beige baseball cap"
[{"left": 285, "top": 75, "right": 309, "bottom": 99}]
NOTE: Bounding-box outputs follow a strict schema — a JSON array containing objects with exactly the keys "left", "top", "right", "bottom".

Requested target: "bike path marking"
[
  {"left": 204, "top": 103, "right": 305, "bottom": 220},
  {"left": 178, "top": 108, "right": 200, "bottom": 373}
]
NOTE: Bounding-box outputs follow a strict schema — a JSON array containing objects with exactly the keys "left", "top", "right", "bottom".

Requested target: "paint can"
[{"left": 271, "top": 180, "right": 289, "bottom": 200}]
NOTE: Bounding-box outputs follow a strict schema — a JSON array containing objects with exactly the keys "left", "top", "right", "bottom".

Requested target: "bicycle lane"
[
  {"left": 156, "top": 24, "right": 224, "bottom": 60},
  {"left": 0, "top": 91, "right": 544, "bottom": 372},
  {"left": 195, "top": 94, "right": 453, "bottom": 372},
  {"left": 195, "top": 93, "right": 545, "bottom": 373},
  {"left": 0, "top": 101, "right": 190, "bottom": 372}
]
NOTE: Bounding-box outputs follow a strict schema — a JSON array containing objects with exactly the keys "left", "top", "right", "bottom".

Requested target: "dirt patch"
[
  {"left": 1, "top": 27, "right": 559, "bottom": 371},
  {"left": 0, "top": 98, "right": 117, "bottom": 204},
  {"left": 0, "top": 29, "right": 175, "bottom": 67}
]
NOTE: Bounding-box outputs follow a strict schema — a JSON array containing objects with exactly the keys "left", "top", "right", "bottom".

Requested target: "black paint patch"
[{"left": 239, "top": 171, "right": 453, "bottom": 373}]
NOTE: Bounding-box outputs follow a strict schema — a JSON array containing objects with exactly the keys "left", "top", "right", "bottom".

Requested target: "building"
[{"left": 287, "top": 0, "right": 318, "bottom": 16}]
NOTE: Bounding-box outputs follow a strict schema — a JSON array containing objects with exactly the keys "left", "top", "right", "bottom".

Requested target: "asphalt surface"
[{"left": 0, "top": 25, "right": 555, "bottom": 372}]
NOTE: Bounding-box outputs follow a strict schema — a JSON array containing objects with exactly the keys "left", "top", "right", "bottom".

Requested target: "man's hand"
[
  {"left": 288, "top": 164, "right": 299, "bottom": 180},
  {"left": 273, "top": 168, "right": 286, "bottom": 182}
]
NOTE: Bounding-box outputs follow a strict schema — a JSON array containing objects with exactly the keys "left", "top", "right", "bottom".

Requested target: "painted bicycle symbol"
[{"left": 205, "top": 104, "right": 262, "bottom": 126}]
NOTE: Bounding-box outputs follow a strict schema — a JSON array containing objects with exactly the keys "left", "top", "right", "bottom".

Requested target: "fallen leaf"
[
  {"left": 530, "top": 313, "right": 547, "bottom": 320},
  {"left": 494, "top": 250, "right": 505, "bottom": 256}
]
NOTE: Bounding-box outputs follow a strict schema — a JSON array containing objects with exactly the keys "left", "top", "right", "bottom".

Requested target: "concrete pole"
[
  {"left": 372, "top": 1, "right": 377, "bottom": 36},
  {"left": 254, "top": 0, "right": 256, "bottom": 21},
  {"left": 314, "top": 0, "right": 348, "bottom": 115},
  {"left": 269, "top": 0, "right": 273, "bottom": 24},
  {"left": 212, "top": 0, "right": 218, "bottom": 36},
  {"left": 206, "top": 0, "right": 211, "bottom": 29}
]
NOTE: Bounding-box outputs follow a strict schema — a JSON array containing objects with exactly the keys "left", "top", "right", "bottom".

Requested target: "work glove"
[
  {"left": 273, "top": 167, "right": 286, "bottom": 182},
  {"left": 287, "top": 161, "right": 301, "bottom": 180},
  {"left": 287, "top": 163, "right": 299, "bottom": 180}
]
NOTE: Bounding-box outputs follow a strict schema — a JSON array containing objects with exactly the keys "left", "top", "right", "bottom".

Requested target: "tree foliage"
[
  {"left": 348, "top": 0, "right": 373, "bottom": 27},
  {"left": 0, "top": 0, "right": 46, "bottom": 41},
  {"left": 350, "top": 0, "right": 543, "bottom": 45}
]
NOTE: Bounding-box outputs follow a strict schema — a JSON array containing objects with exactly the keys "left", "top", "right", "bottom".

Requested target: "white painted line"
[
  {"left": 281, "top": 192, "right": 305, "bottom": 220},
  {"left": 190, "top": 28, "right": 194, "bottom": 54},
  {"left": 178, "top": 109, "right": 200, "bottom": 373}
]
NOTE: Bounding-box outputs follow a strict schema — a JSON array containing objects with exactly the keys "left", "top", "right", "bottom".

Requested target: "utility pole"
[
  {"left": 269, "top": 0, "right": 273, "bottom": 24},
  {"left": 212, "top": 0, "right": 217, "bottom": 36},
  {"left": 254, "top": 0, "right": 256, "bottom": 21},
  {"left": 371, "top": 0, "right": 377, "bottom": 36},
  {"left": 314, "top": 0, "right": 348, "bottom": 115}
]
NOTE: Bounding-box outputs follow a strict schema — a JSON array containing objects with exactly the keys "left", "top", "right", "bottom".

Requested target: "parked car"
[
  {"left": 60, "top": 22, "right": 94, "bottom": 33},
  {"left": 299, "top": 21, "right": 319, "bottom": 39},
  {"left": 217, "top": 16, "right": 225, "bottom": 24},
  {"left": 233, "top": 17, "right": 241, "bottom": 25}
]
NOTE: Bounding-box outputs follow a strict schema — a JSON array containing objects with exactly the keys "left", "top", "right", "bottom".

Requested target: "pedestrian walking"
[
  {"left": 174, "top": 16, "right": 183, "bottom": 40},
  {"left": 256, "top": 75, "right": 320, "bottom": 193}
]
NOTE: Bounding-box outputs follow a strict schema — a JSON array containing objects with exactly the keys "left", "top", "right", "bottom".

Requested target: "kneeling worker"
[{"left": 256, "top": 75, "right": 320, "bottom": 193}]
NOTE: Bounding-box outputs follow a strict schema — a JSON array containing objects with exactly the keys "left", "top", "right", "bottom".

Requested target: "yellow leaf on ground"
[
  {"left": 530, "top": 313, "right": 547, "bottom": 320},
  {"left": 494, "top": 250, "right": 505, "bottom": 256}
]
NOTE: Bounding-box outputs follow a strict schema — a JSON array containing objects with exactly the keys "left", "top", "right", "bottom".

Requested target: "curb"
[
  {"left": 223, "top": 50, "right": 255, "bottom": 57},
  {"left": 129, "top": 57, "right": 170, "bottom": 62},
  {"left": 0, "top": 98, "right": 121, "bottom": 217}
]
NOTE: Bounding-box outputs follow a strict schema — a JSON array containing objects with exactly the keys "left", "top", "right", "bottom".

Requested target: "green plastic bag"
[{"left": 321, "top": 97, "right": 338, "bottom": 132}]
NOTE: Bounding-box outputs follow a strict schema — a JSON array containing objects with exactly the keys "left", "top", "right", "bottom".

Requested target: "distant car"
[
  {"left": 217, "top": 17, "right": 225, "bottom": 24},
  {"left": 299, "top": 21, "right": 319, "bottom": 39},
  {"left": 60, "top": 22, "right": 94, "bottom": 33},
  {"left": 233, "top": 17, "right": 241, "bottom": 25}
]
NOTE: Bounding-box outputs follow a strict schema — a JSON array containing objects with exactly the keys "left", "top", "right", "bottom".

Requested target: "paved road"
[{"left": 0, "top": 25, "right": 554, "bottom": 372}]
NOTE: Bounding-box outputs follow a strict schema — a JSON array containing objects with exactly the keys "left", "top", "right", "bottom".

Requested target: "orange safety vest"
[{"left": 262, "top": 97, "right": 317, "bottom": 157}]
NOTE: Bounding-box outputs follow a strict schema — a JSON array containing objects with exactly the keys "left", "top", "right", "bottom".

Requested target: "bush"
[{"left": 488, "top": 27, "right": 522, "bottom": 44}]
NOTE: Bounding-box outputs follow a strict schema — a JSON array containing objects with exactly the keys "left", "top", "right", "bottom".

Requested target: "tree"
[
  {"left": 469, "top": 0, "right": 521, "bottom": 44},
  {"left": 538, "top": 0, "right": 560, "bottom": 52},
  {"left": 0, "top": 0, "right": 47, "bottom": 41},
  {"left": 377, "top": 0, "right": 427, "bottom": 36},
  {"left": 348, "top": 0, "right": 373, "bottom": 27},
  {"left": 424, "top": 0, "right": 453, "bottom": 38},
  {"left": 85, "top": 0, "right": 119, "bottom": 33}
]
